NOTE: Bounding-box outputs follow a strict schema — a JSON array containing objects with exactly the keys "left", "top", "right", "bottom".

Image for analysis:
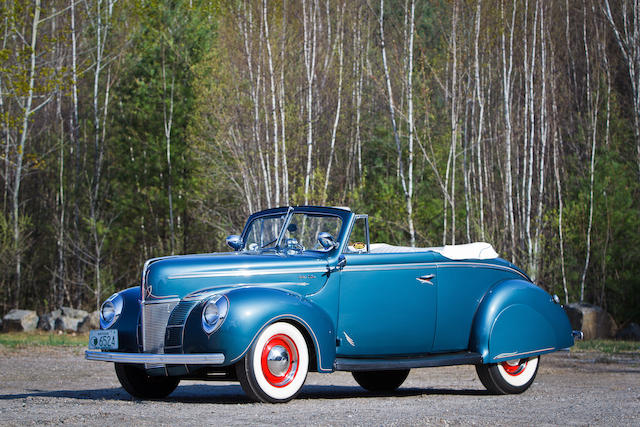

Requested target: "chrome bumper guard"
[{"left": 85, "top": 350, "right": 225, "bottom": 365}]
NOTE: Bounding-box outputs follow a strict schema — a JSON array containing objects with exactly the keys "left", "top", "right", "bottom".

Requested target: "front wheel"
[
  {"left": 114, "top": 363, "right": 180, "bottom": 399},
  {"left": 352, "top": 369, "right": 410, "bottom": 393},
  {"left": 236, "top": 322, "right": 309, "bottom": 403},
  {"left": 475, "top": 356, "right": 540, "bottom": 394}
]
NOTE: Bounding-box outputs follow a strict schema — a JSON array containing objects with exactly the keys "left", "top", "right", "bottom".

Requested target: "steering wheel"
[{"left": 285, "top": 238, "right": 304, "bottom": 253}]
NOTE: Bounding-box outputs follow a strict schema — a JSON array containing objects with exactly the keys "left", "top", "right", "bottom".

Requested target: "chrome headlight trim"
[
  {"left": 201, "top": 294, "right": 229, "bottom": 335},
  {"left": 100, "top": 293, "right": 124, "bottom": 329}
]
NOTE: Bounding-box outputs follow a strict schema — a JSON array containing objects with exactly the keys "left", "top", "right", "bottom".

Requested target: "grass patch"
[
  {"left": 573, "top": 339, "right": 640, "bottom": 354},
  {"left": 0, "top": 331, "right": 88, "bottom": 349}
]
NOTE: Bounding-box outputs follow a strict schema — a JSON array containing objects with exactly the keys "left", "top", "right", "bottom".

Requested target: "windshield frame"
[{"left": 240, "top": 206, "right": 352, "bottom": 254}]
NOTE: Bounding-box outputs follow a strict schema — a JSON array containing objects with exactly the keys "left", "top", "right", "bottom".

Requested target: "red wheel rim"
[
  {"left": 501, "top": 359, "right": 527, "bottom": 376},
  {"left": 260, "top": 334, "right": 299, "bottom": 387}
]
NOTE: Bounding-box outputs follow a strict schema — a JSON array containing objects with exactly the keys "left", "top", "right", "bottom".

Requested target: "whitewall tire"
[
  {"left": 476, "top": 356, "right": 540, "bottom": 394},
  {"left": 236, "top": 322, "right": 309, "bottom": 403}
]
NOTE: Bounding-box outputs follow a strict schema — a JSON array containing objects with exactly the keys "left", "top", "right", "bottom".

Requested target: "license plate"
[{"left": 88, "top": 329, "right": 118, "bottom": 350}]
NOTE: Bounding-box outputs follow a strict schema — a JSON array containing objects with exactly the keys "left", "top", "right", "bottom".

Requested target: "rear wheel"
[
  {"left": 475, "top": 356, "right": 539, "bottom": 394},
  {"left": 114, "top": 363, "right": 180, "bottom": 399},
  {"left": 352, "top": 369, "right": 410, "bottom": 393},
  {"left": 236, "top": 322, "right": 309, "bottom": 403}
]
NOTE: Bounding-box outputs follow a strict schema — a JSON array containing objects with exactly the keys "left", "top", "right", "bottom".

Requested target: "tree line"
[{"left": 1, "top": 0, "right": 638, "bottom": 325}]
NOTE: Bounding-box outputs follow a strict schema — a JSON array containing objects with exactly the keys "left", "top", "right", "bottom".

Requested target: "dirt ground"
[{"left": 0, "top": 346, "right": 638, "bottom": 426}]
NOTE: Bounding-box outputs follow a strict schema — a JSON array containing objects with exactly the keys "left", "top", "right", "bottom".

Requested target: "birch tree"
[
  {"left": 602, "top": 0, "right": 640, "bottom": 180},
  {"left": 380, "top": 0, "right": 414, "bottom": 245},
  {"left": 302, "top": 0, "right": 317, "bottom": 205}
]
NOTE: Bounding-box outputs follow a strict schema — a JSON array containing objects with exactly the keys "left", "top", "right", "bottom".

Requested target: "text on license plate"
[{"left": 88, "top": 329, "right": 118, "bottom": 350}]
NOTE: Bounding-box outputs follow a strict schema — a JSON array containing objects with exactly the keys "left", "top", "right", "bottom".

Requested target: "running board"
[{"left": 334, "top": 351, "right": 483, "bottom": 371}]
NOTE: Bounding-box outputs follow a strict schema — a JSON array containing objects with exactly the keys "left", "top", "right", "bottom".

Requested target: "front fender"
[
  {"left": 106, "top": 286, "right": 140, "bottom": 352},
  {"left": 182, "top": 287, "right": 336, "bottom": 372},
  {"left": 469, "top": 279, "right": 574, "bottom": 363}
]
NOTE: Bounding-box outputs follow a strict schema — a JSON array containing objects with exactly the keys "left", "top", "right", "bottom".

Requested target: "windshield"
[
  {"left": 281, "top": 213, "right": 342, "bottom": 251},
  {"left": 244, "top": 214, "right": 287, "bottom": 250},
  {"left": 242, "top": 211, "right": 342, "bottom": 252}
]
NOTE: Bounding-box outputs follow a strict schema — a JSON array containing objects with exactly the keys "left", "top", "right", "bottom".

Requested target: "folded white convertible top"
[{"left": 368, "top": 242, "right": 499, "bottom": 260}]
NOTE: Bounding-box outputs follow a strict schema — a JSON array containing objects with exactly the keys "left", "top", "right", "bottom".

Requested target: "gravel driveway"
[{"left": 0, "top": 346, "right": 638, "bottom": 426}]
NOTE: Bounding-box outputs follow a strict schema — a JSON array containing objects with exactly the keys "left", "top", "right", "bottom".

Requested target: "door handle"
[{"left": 416, "top": 274, "right": 435, "bottom": 285}]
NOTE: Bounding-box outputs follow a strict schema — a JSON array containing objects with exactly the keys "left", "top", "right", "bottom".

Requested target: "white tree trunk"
[
  {"left": 263, "top": 0, "right": 280, "bottom": 206},
  {"left": 13, "top": 0, "right": 41, "bottom": 304},
  {"left": 449, "top": 0, "right": 459, "bottom": 245},
  {"left": 323, "top": 3, "right": 344, "bottom": 204},
  {"left": 380, "top": 0, "right": 411, "bottom": 242},
  {"left": 474, "top": 0, "right": 485, "bottom": 241},
  {"left": 279, "top": 0, "right": 289, "bottom": 204},
  {"left": 501, "top": 0, "right": 517, "bottom": 261},
  {"left": 407, "top": 0, "right": 415, "bottom": 246},
  {"left": 580, "top": 0, "right": 600, "bottom": 302},
  {"left": 303, "top": 0, "right": 317, "bottom": 205},
  {"left": 162, "top": 55, "right": 176, "bottom": 254}
]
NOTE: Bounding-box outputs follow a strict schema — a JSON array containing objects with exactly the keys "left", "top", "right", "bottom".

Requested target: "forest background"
[{"left": 1, "top": 0, "right": 639, "bottom": 326}]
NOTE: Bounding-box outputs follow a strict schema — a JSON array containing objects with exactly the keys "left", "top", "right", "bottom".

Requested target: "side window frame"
[{"left": 343, "top": 214, "right": 370, "bottom": 254}]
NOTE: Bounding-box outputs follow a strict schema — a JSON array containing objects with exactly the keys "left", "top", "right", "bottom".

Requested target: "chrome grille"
[
  {"left": 142, "top": 300, "right": 179, "bottom": 353},
  {"left": 167, "top": 300, "right": 198, "bottom": 326},
  {"left": 164, "top": 300, "right": 199, "bottom": 352}
]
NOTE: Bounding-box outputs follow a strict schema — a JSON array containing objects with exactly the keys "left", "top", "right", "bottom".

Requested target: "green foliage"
[{"left": 1, "top": 0, "right": 639, "bottom": 329}]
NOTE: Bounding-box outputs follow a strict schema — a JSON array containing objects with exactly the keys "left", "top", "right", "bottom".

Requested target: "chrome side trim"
[
  {"left": 493, "top": 347, "right": 555, "bottom": 360},
  {"left": 343, "top": 262, "right": 529, "bottom": 280},
  {"left": 85, "top": 350, "right": 225, "bottom": 365},
  {"left": 168, "top": 268, "right": 326, "bottom": 280}
]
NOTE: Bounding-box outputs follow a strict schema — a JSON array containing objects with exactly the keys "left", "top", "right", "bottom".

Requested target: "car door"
[{"left": 336, "top": 249, "right": 437, "bottom": 357}]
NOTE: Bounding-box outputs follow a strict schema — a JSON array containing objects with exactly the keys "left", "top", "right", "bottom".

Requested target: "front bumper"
[{"left": 85, "top": 350, "right": 225, "bottom": 365}]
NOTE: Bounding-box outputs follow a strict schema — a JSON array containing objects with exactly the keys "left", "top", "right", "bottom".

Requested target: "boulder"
[
  {"left": 564, "top": 303, "right": 617, "bottom": 340},
  {"left": 37, "top": 309, "right": 62, "bottom": 331},
  {"left": 55, "top": 316, "right": 84, "bottom": 332},
  {"left": 60, "top": 306, "right": 89, "bottom": 319},
  {"left": 54, "top": 307, "right": 90, "bottom": 333},
  {"left": 2, "top": 309, "right": 39, "bottom": 332},
  {"left": 615, "top": 322, "right": 640, "bottom": 341},
  {"left": 88, "top": 310, "right": 100, "bottom": 330}
]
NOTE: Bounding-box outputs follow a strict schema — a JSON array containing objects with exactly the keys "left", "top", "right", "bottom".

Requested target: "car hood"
[{"left": 144, "top": 251, "right": 330, "bottom": 300}]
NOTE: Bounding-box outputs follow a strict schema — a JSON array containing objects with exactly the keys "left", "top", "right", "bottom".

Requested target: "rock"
[
  {"left": 60, "top": 306, "right": 89, "bottom": 319},
  {"left": 52, "top": 307, "right": 91, "bottom": 332},
  {"left": 2, "top": 309, "right": 39, "bottom": 332},
  {"left": 564, "top": 303, "right": 617, "bottom": 340},
  {"left": 55, "top": 316, "right": 84, "bottom": 332},
  {"left": 37, "top": 309, "right": 62, "bottom": 331},
  {"left": 88, "top": 311, "right": 100, "bottom": 330},
  {"left": 615, "top": 322, "right": 640, "bottom": 341}
]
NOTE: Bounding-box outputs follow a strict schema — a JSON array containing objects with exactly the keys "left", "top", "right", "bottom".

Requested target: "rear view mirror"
[
  {"left": 226, "top": 235, "right": 243, "bottom": 251},
  {"left": 318, "top": 232, "right": 338, "bottom": 250}
]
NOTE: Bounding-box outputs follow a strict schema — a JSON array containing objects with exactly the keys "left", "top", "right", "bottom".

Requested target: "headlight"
[
  {"left": 201, "top": 295, "right": 229, "bottom": 334},
  {"left": 100, "top": 293, "right": 123, "bottom": 329}
]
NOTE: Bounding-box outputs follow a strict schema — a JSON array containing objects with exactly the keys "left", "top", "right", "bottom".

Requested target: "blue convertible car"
[{"left": 86, "top": 206, "right": 579, "bottom": 402}]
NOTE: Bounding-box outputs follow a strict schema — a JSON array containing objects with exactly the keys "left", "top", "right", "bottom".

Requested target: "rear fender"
[
  {"left": 182, "top": 287, "right": 336, "bottom": 372},
  {"left": 469, "top": 279, "right": 574, "bottom": 363}
]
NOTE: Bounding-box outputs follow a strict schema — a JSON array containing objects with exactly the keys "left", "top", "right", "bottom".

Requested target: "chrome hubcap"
[{"left": 266, "top": 345, "right": 290, "bottom": 377}]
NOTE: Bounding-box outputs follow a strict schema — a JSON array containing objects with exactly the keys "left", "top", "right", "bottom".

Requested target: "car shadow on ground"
[{"left": 0, "top": 383, "right": 490, "bottom": 404}]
